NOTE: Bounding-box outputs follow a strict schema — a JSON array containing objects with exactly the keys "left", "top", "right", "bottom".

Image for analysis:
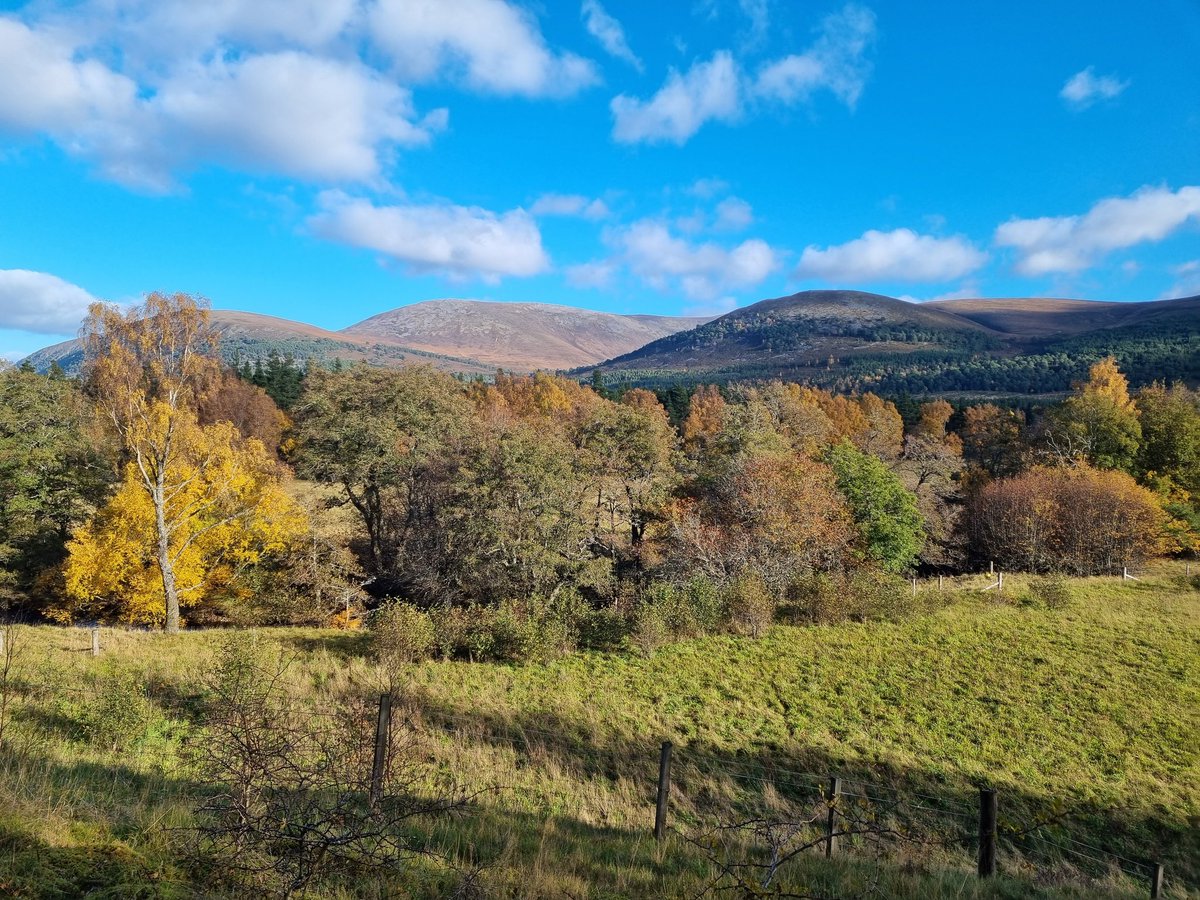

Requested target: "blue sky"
[{"left": 1, "top": 0, "right": 1199, "bottom": 359}]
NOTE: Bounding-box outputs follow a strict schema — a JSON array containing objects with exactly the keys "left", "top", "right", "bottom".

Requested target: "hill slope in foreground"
[
  {"left": 592, "top": 290, "right": 1200, "bottom": 395},
  {"left": 2, "top": 569, "right": 1195, "bottom": 897}
]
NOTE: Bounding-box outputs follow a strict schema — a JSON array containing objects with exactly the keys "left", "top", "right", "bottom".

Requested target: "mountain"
[
  {"left": 340, "top": 299, "right": 712, "bottom": 371},
  {"left": 589, "top": 290, "right": 1200, "bottom": 397},
  {"left": 21, "top": 309, "right": 497, "bottom": 377}
]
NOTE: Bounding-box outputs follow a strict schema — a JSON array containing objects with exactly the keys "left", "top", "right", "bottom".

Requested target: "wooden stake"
[
  {"left": 1150, "top": 862, "right": 1164, "bottom": 898},
  {"left": 654, "top": 741, "right": 673, "bottom": 840},
  {"left": 978, "top": 788, "right": 997, "bottom": 878},
  {"left": 370, "top": 693, "right": 392, "bottom": 808},
  {"left": 90, "top": 627, "right": 100, "bottom": 657},
  {"left": 825, "top": 777, "right": 842, "bottom": 857}
]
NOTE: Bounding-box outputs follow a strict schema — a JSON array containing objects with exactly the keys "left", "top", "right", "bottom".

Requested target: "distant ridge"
[
  {"left": 21, "top": 309, "right": 497, "bottom": 376},
  {"left": 341, "top": 299, "right": 712, "bottom": 371},
  {"left": 587, "top": 290, "right": 1200, "bottom": 396}
]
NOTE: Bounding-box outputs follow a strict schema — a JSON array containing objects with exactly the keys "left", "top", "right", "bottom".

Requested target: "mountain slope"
[
  {"left": 591, "top": 290, "right": 1200, "bottom": 396},
  {"left": 22, "top": 310, "right": 496, "bottom": 376},
  {"left": 341, "top": 299, "right": 712, "bottom": 371}
]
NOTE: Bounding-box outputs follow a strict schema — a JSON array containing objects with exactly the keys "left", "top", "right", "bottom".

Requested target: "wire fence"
[{"left": 0, "top": 629, "right": 1188, "bottom": 899}]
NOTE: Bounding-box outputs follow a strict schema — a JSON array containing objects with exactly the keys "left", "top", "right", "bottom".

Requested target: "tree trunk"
[{"left": 153, "top": 476, "right": 181, "bottom": 634}]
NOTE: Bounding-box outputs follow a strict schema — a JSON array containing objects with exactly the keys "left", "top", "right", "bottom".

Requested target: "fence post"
[
  {"left": 90, "top": 627, "right": 100, "bottom": 657},
  {"left": 938, "top": 574, "right": 944, "bottom": 591},
  {"left": 990, "top": 561, "right": 994, "bottom": 575},
  {"left": 654, "top": 741, "right": 673, "bottom": 840},
  {"left": 998, "top": 572, "right": 1004, "bottom": 594},
  {"left": 978, "top": 788, "right": 997, "bottom": 878},
  {"left": 1150, "top": 862, "right": 1164, "bottom": 898},
  {"left": 370, "top": 692, "right": 392, "bottom": 809},
  {"left": 824, "top": 776, "right": 842, "bottom": 857}
]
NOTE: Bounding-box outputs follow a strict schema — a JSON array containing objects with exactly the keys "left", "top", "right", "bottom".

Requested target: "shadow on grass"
[
  {"left": 280, "top": 630, "right": 371, "bottom": 660},
  {"left": 399, "top": 692, "right": 1195, "bottom": 895}
]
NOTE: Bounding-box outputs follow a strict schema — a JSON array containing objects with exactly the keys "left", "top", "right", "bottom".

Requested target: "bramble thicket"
[{"left": 1, "top": 294, "right": 1196, "bottom": 656}]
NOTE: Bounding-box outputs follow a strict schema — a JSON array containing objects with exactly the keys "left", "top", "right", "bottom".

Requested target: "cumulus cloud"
[
  {"left": 0, "top": 18, "right": 138, "bottom": 136},
  {"left": 714, "top": 196, "right": 754, "bottom": 231},
  {"left": 370, "top": 0, "right": 597, "bottom": 97},
  {"left": 309, "top": 192, "right": 550, "bottom": 281},
  {"left": 611, "top": 50, "right": 741, "bottom": 144},
  {"left": 612, "top": 220, "right": 779, "bottom": 299},
  {"left": 1060, "top": 67, "right": 1128, "bottom": 109},
  {"left": 994, "top": 185, "right": 1200, "bottom": 276},
  {"left": 611, "top": 3, "right": 876, "bottom": 144},
  {"left": 530, "top": 193, "right": 609, "bottom": 219},
  {"left": 796, "top": 228, "right": 988, "bottom": 283},
  {"left": 581, "top": 0, "right": 641, "bottom": 70},
  {"left": 0, "top": 269, "right": 98, "bottom": 334},
  {"left": 752, "top": 3, "right": 876, "bottom": 108},
  {"left": 0, "top": 13, "right": 450, "bottom": 189}
]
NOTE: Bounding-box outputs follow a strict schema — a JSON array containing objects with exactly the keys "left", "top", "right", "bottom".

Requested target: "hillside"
[
  {"left": 341, "top": 299, "right": 712, "bottom": 371},
  {"left": 22, "top": 309, "right": 497, "bottom": 376},
  {"left": 592, "top": 290, "right": 1200, "bottom": 396},
  {"left": 1, "top": 571, "right": 1195, "bottom": 897}
]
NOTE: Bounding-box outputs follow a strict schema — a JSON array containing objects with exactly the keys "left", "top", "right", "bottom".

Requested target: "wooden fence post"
[
  {"left": 90, "top": 627, "right": 100, "bottom": 657},
  {"left": 370, "top": 693, "right": 392, "bottom": 809},
  {"left": 824, "top": 776, "right": 842, "bottom": 857},
  {"left": 938, "top": 574, "right": 944, "bottom": 591},
  {"left": 978, "top": 788, "right": 997, "bottom": 878},
  {"left": 654, "top": 741, "right": 673, "bottom": 840},
  {"left": 1150, "top": 862, "right": 1164, "bottom": 898}
]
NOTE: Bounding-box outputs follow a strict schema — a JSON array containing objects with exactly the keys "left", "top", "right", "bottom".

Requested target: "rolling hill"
[
  {"left": 589, "top": 290, "right": 1200, "bottom": 397},
  {"left": 23, "top": 302, "right": 710, "bottom": 375},
  {"left": 340, "top": 299, "right": 711, "bottom": 371}
]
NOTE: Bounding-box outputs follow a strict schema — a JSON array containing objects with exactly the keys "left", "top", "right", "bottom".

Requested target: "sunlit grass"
[{"left": 1, "top": 566, "right": 1196, "bottom": 897}]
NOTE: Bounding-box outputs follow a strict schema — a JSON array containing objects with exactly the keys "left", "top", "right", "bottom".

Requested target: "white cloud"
[
  {"left": 683, "top": 296, "right": 739, "bottom": 317},
  {"left": 581, "top": 0, "right": 641, "bottom": 71},
  {"left": 0, "top": 269, "right": 97, "bottom": 334},
  {"left": 752, "top": 3, "right": 876, "bottom": 108},
  {"left": 994, "top": 185, "right": 1200, "bottom": 276},
  {"left": 611, "top": 50, "right": 741, "bottom": 144},
  {"left": 0, "top": 15, "right": 446, "bottom": 189},
  {"left": 687, "top": 177, "right": 730, "bottom": 198},
  {"left": 613, "top": 220, "right": 779, "bottom": 299},
  {"left": 897, "top": 282, "right": 981, "bottom": 304},
  {"left": 1060, "top": 66, "right": 1128, "bottom": 109},
  {"left": 565, "top": 260, "right": 616, "bottom": 289},
  {"left": 309, "top": 192, "right": 550, "bottom": 281},
  {"left": 152, "top": 52, "right": 443, "bottom": 185},
  {"left": 611, "top": 3, "right": 876, "bottom": 145},
  {"left": 530, "top": 193, "right": 609, "bottom": 219},
  {"left": 0, "top": 18, "right": 138, "bottom": 135},
  {"left": 370, "top": 0, "right": 598, "bottom": 97},
  {"left": 1163, "top": 259, "right": 1200, "bottom": 300},
  {"left": 796, "top": 228, "right": 988, "bottom": 283},
  {"left": 714, "top": 196, "right": 754, "bottom": 231}
]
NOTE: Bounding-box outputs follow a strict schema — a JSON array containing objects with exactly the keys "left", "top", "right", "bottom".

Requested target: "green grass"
[{"left": 1, "top": 568, "right": 1197, "bottom": 897}]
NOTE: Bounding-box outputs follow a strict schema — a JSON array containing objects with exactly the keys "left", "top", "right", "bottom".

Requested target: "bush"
[
  {"left": 369, "top": 602, "right": 434, "bottom": 669},
  {"left": 577, "top": 605, "right": 629, "bottom": 651},
  {"left": 1026, "top": 577, "right": 1072, "bottom": 610},
  {"left": 78, "top": 670, "right": 156, "bottom": 752},
  {"left": 785, "top": 570, "right": 917, "bottom": 624},
  {"left": 629, "top": 599, "right": 670, "bottom": 658},
  {"left": 728, "top": 574, "right": 775, "bottom": 637}
]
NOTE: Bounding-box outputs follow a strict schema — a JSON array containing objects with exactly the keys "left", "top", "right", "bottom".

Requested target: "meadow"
[{"left": 1, "top": 568, "right": 1197, "bottom": 898}]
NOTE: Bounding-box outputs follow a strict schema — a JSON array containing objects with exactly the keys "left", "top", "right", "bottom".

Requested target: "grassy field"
[{"left": 0, "top": 568, "right": 1197, "bottom": 898}]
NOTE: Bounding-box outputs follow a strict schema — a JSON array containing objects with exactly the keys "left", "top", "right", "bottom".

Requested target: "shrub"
[
  {"left": 577, "top": 605, "right": 629, "bottom": 651},
  {"left": 728, "top": 574, "right": 775, "bottom": 637},
  {"left": 1026, "top": 577, "right": 1072, "bottom": 610},
  {"left": 369, "top": 602, "right": 434, "bottom": 669},
  {"left": 629, "top": 599, "right": 670, "bottom": 658},
  {"left": 78, "top": 670, "right": 156, "bottom": 752},
  {"left": 428, "top": 605, "right": 471, "bottom": 660}
]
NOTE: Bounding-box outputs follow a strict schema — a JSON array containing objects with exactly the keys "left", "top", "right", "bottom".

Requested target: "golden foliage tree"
[
  {"left": 79, "top": 293, "right": 304, "bottom": 631},
  {"left": 61, "top": 414, "right": 305, "bottom": 626}
]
